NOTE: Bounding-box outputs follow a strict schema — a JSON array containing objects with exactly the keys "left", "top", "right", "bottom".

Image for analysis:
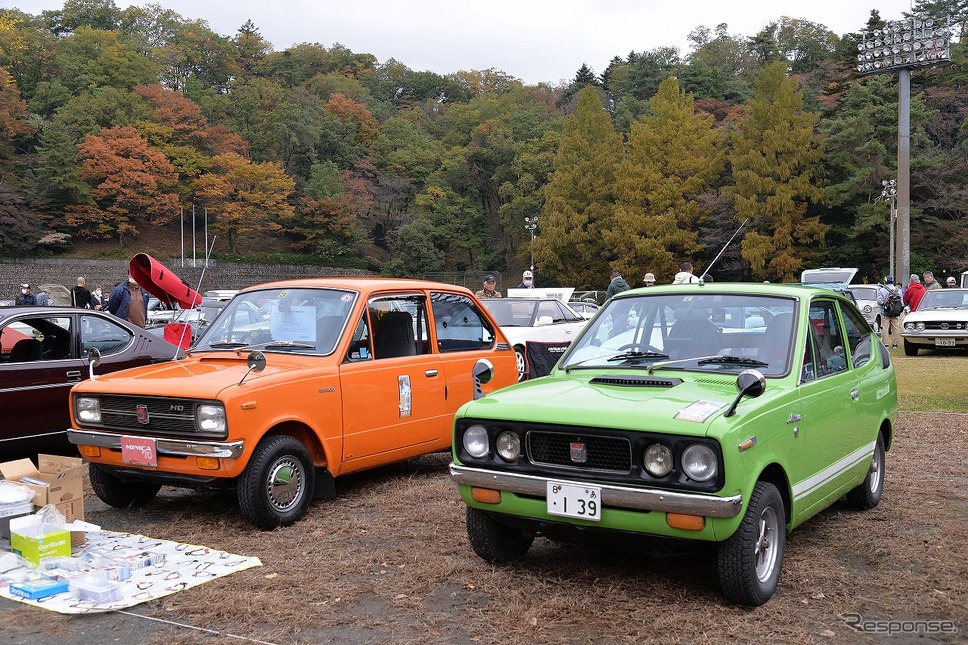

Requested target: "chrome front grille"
[
  {"left": 98, "top": 395, "right": 198, "bottom": 435},
  {"left": 526, "top": 430, "right": 631, "bottom": 474}
]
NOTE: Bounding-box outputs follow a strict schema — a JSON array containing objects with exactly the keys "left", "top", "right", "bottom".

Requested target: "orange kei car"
[{"left": 68, "top": 278, "right": 518, "bottom": 528}]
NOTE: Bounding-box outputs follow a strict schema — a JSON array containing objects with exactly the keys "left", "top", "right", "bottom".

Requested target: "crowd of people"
[
  {"left": 876, "top": 270, "right": 960, "bottom": 349},
  {"left": 11, "top": 274, "right": 150, "bottom": 328}
]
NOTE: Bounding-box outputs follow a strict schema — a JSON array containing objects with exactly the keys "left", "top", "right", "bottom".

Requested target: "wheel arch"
[
  {"left": 261, "top": 421, "right": 329, "bottom": 469},
  {"left": 756, "top": 462, "right": 792, "bottom": 525},
  {"left": 880, "top": 418, "right": 894, "bottom": 452}
]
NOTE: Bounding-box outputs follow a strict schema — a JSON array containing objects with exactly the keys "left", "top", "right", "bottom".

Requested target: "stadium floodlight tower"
[{"left": 857, "top": 14, "right": 952, "bottom": 287}]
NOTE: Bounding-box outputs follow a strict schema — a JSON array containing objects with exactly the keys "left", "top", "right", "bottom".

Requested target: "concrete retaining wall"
[{"left": 0, "top": 258, "right": 370, "bottom": 300}]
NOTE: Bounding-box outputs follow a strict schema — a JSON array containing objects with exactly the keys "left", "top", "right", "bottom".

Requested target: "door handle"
[
  {"left": 425, "top": 369, "right": 438, "bottom": 377},
  {"left": 66, "top": 370, "right": 82, "bottom": 382},
  {"left": 851, "top": 389, "right": 860, "bottom": 400}
]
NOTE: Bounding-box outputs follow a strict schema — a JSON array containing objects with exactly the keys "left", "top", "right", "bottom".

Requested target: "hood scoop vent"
[{"left": 590, "top": 376, "right": 682, "bottom": 388}]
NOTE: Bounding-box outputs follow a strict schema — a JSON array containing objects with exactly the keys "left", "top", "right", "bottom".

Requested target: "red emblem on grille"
[
  {"left": 136, "top": 404, "right": 149, "bottom": 424},
  {"left": 570, "top": 441, "right": 587, "bottom": 463}
]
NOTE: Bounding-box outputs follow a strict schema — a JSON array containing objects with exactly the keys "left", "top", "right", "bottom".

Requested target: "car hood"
[
  {"left": 461, "top": 371, "right": 745, "bottom": 435},
  {"left": 75, "top": 352, "right": 305, "bottom": 399},
  {"left": 904, "top": 308, "right": 968, "bottom": 321}
]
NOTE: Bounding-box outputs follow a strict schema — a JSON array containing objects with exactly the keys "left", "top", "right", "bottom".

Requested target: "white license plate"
[
  {"left": 935, "top": 338, "right": 956, "bottom": 347},
  {"left": 547, "top": 481, "right": 601, "bottom": 521}
]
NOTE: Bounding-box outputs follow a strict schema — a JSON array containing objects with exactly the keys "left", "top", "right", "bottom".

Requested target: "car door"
[
  {"left": 339, "top": 293, "right": 446, "bottom": 467},
  {"left": 0, "top": 314, "right": 80, "bottom": 450},
  {"left": 793, "top": 298, "right": 866, "bottom": 519}
]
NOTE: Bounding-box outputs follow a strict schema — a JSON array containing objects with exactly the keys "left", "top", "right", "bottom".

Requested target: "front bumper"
[
  {"left": 68, "top": 429, "right": 244, "bottom": 459},
  {"left": 450, "top": 463, "right": 743, "bottom": 518}
]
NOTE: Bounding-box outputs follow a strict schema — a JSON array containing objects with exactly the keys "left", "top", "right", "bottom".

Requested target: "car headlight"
[
  {"left": 462, "top": 424, "right": 489, "bottom": 458},
  {"left": 75, "top": 397, "right": 101, "bottom": 424},
  {"left": 495, "top": 431, "right": 521, "bottom": 462},
  {"left": 643, "top": 443, "right": 673, "bottom": 477},
  {"left": 863, "top": 305, "right": 872, "bottom": 314},
  {"left": 916, "top": 322, "right": 925, "bottom": 331},
  {"left": 196, "top": 404, "right": 226, "bottom": 435},
  {"left": 681, "top": 444, "right": 717, "bottom": 482}
]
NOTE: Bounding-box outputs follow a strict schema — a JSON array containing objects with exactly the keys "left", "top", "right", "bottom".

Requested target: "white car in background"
[
  {"left": 480, "top": 296, "right": 588, "bottom": 380},
  {"left": 901, "top": 288, "right": 968, "bottom": 355},
  {"left": 848, "top": 284, "right": 883, "bottom": 332}
]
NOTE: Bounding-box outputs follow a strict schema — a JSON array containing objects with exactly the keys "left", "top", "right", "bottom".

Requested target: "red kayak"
[{"left": 129, "top": 254, "right": 202, "bottom": 309}]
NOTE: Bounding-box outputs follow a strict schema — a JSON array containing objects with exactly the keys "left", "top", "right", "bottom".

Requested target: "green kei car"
[{"left": 451, "top": 282, "right": 897, "bottom": 605}]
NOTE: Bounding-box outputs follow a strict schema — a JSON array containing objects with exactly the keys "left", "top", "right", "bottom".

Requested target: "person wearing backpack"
[{"left": 878, "top": 276, "right": 904, "bottom": 349}]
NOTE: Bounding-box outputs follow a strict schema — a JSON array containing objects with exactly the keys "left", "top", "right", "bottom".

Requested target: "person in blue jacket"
[{"left": 108, "top": 275, "right": 150, "bottom": 328}]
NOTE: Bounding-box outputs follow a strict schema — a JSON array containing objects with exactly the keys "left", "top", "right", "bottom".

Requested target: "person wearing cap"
[
  {"left": 15, "top": 284, "right": 36, "bottom": 306},
  {"left": 946, "top": 276, "right": 957, "bottom": 288},
  {"left": 517, "top": 270, "right": 535, "bottom": 289},
  {"left": 903, "top": 273, "right": 926, "bottom": 312},
  {"left": 35, "top": 287, "right": 51, "bottom": 306},
  {"left": 878, "top": 276, "right": 903, "bottom": 349},
  {"left": 605, "top": 269, "right": 630, "bottom": 299},
  {"left": 642, "top": 272, "right": 656, "bottom": 287},
  {"left": 475, "top": 275, "right": 502, "bottom": 298}
]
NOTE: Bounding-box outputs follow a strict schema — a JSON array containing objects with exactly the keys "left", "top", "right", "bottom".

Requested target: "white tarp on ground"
[{"left": 0, "top": 530, "right": 261, "bottom": 614}]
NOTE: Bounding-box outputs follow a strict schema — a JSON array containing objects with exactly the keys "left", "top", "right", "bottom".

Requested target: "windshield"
[
  {"left": 481, "top": 298, "right": 583, "bottom": 326},
  {"left": 561, "top": 293, "right": 798, "bottom": 377},
  {"left": 194, "top": 287, "right": 357, "bottom": 355},
  {"left": 917, "top": 289, "right": 968, "bottom": 310}
]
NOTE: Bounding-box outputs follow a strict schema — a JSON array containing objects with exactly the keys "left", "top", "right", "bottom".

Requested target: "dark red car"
[{"left": 0, "top": 306, "right": 180, "bottom": 454}]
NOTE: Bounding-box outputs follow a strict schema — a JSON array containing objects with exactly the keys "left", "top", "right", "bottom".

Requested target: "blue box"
[{"left": 9, "top": 577, "right": 70, "bottom": 600}]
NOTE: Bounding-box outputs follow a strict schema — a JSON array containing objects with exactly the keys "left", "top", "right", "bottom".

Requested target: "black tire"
[
  {"left": 89, "top": 463, "right": 161, "bottom": 508},
  {"left": 718, "top": 481, "right": 786, "bottom": 606},
  {"left": 903, "top": 339, "right": 919, "bottom": 356},
  {"left": 846, "top": 434, "right": 885, "bottom": 510},
  {"left": 237, "top": 435, "right": 315, "bottom": 529},
  {"left": 514, "top": 346, "right": 528, "bottom": 381},
  {"left": 466, "top": 507, "right": 534, "bottom": 563}
]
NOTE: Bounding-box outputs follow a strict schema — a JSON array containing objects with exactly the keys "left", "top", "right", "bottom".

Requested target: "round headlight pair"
[
  {"left": 462, "top": 425, "right": 521, "bottom": 462},
  {"left": 642, "top": 442, "right": 717, "bottom": 482}
]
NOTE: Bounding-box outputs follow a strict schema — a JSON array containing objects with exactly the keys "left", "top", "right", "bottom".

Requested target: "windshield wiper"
[
  {"left": 697, "top": 355, "right": 769, "bottom": 367},
  {"left": 607, "top": 350, "right": 669, "bottom": 363},
  {"left": 262, "top": 341, "right": 316, "bottom": 349},
  {"left": 207, "top": 341, "right": 248, "bottom": 348},
  {"left": 646, "top": 354, "right": 722, "bottom": 374}
]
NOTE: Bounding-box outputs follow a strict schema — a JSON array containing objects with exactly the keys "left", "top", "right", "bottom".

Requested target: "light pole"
[
  {"left": 858, "top": 14, "right": 951, "bottom": 287},
  {"left": 524, "top": 216, "right": 538, "bottom": 272},
  {"left": 881, "top": 179, "right": 897, "bottom": 279}
]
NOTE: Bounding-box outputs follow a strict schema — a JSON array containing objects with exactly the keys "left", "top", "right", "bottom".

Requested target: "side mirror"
[
  {"left": 240, "top": 350, "right": 266, "bottom": 385},
  {"left": 472, "top": 358, "right": 494, "bottom": 400},
  {"left": 723, "top": 369, "right": 766, "bottom": 418},
  {"left": 87, "top": 347, "right": 101, "bottom": 380},
  {"left": 535, "top": 315, "right": 554, "bottom": 327}
]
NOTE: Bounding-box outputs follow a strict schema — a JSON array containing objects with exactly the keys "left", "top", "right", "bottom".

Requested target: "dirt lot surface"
[{"left": 2, "top": 410, "right": 966, "bottom": 645}]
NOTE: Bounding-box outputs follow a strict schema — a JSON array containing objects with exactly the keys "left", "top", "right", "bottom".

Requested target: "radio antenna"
[
  {"left": 171, "top": 235, "right": 216, "bottom": 359},
  {"left": 700, "top": 218, "right": 749, "bottom": 283}
]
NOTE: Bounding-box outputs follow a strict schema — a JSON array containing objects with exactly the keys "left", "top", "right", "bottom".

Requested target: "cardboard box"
[
  {"left": 0, "top": 455, "right": 86, "bottom": 547},
  {"left": 9, "top": 577, "right": 70, "bottom": 600},
  {"left": 9, "top": 515, "right": 72, "bottom": 566}
]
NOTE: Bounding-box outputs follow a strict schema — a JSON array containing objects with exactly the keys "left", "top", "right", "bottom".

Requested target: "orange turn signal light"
[
  {"left": 79, "top": 445, "right": 101, "bottom": 459},
  {"left": 666, "top": 513, "right": 705, "bottom": 531},
  {"left": 471, "top": 487, "right": 501, "bottom": 504},
  {"left": 195, "top": 457, "right": 221, "bottom": 471}
]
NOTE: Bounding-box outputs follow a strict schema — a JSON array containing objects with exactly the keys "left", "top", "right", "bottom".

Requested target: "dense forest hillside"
[{"left": 1, "top": 0, "right": 967, "bottom": 287}]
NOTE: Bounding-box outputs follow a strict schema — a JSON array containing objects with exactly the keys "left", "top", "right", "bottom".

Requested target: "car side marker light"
[
  {"left": 79, "top": 446, "right": 101, "bottom": 459},
  {"left": 667, "top": 513, "right": 705, "bottom": 531},
  {"left": 738, "top": 437, "right": 757, "bottom": 452},
  {"left": 471, "top": 487, "right": 501, "bottom": 504}
]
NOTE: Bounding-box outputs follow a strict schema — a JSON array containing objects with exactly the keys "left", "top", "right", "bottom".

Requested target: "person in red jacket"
[{"left": 903, "top": 273, "right": 927, "bottom": 311}]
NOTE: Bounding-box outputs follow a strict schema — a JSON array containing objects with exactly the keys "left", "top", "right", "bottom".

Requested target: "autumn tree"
[
  {"left": 535, "top": 88, "right": 622, "bottom": 288},
  {"left": 67, "top": 125, "right": 180, "bottom": 244},
  {"left": 192, "top": 153, "right": 295, "bottom": 252},
  {"left": 606, "top": 76, "right": 725, "bottom": 281},
  {"left": 730, "top": 62, "right": 828, "bottom": 281}
]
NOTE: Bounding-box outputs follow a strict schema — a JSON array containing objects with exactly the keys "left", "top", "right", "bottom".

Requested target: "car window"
[
  {"left": 808, "top": 300, "right": 847, "bottom": 377},
  {"left": 1, "top": 316, "right": 73, "bottom": 363},
  {"left": 431, "top": 292, "right": 495, "bottom": 353},
  {"left": 368, "top": 295, "right": 429, "bottom": 359},
  {"left": 841, "top": 303, "right": 873, "bottom": 368},
  {"left": 553, "top": 301, "right": 585, "bottom": 323},
  {"left": 81, "top": 315, "right": 132, "bottom": 356}
]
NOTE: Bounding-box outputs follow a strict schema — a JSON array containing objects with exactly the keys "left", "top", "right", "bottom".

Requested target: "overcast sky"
[{"left": 9, "top": 1, "right": 917, "bottom": 85}]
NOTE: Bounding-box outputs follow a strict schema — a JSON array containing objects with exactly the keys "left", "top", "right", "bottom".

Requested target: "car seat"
[
  {"left": 374, "top": 311, "right": 416, "bottom": 359},
  {"left": 10, "top": 338, "right": 43, "bottom": 362}
]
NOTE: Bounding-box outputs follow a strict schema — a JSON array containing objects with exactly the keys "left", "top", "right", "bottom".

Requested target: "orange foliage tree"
[
  {"left": 67, "top": 125, "right": 179, "bottom": 245},
  {"left": 192, "top": 153, "right": 295, "bottom": 252}
]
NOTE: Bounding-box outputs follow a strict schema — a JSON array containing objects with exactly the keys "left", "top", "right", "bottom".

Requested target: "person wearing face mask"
[
  {"left": 15, "top": 283, "right": 36, "bottom": 306},
  {"left": 90, "top": 284, "right": 105, "bottom": 310},
  {"left": 108, "top": 274, "right": 150, "bottom": 327},
  {"left": 517, "top": 270, "right": 535, "bottom": 288}
]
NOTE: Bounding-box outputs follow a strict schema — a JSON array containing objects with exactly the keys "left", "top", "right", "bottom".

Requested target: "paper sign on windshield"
[{"left": 675, "top": 400, "right": 725, "bottom": 423}]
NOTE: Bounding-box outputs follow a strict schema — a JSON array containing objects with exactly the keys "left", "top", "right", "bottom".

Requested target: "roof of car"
[
  {"left": 238, "top": 277, "right": 476, "bottom": 295},
  {"left": 608, "top": 281, "right": 858, "bottom": 303}
]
